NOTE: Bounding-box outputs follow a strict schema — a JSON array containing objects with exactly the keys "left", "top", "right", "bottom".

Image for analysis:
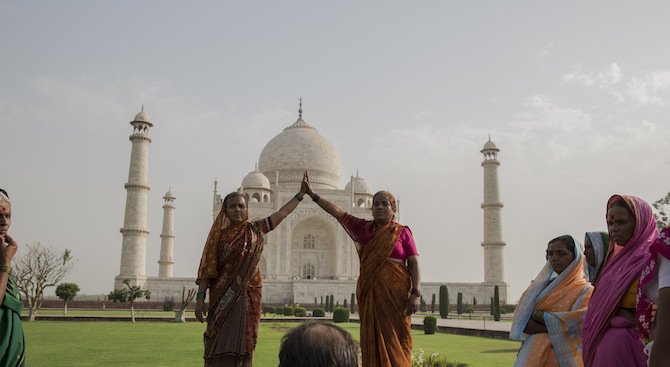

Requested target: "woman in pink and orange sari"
[
  {"left": 511, "top": 235, "right": 593, "bottom": 367},
  {"left": 582, "top": 195, "right": 659, "bottom": 367},
  {"left": 304, "top": 173, "right": 420, "bottom": 367},
  {"left": 194, "top": 173, "right": 309, "bottom": 367}
]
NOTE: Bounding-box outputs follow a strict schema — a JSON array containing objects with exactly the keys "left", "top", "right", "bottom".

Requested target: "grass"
[{"left": 23, "top": 321, "right": 520, "bottom": 366}]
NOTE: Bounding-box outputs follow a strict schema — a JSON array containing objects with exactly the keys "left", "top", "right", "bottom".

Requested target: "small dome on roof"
[
  {"left": 131, "top": 108, "right": 153, "bottom": 127},
  {"left": 241, "top": 168, "right": 271, "bottom": 190},
  {"left": 482, "top": 137, "right": 499, "bottom": 151},
  {"left": 164, "top": 188, "right": 175, "bottom": 199},
  {"left": 345, "top": 174, "right": 371, "bottom": 194}
]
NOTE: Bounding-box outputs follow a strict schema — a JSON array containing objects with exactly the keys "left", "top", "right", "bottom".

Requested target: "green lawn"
[{"left": 23, "top": 321, "right": 520, "bottom": 366}]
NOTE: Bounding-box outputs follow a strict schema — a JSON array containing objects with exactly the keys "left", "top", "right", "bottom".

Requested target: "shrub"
[
  {"left": 457, "top": 293, "right": 463, "bottom": 315},
  {"left": 263, "top": 305, "right": 276, "bottom": 314},
  {"left": 294, "top": 307, "right": 307, "bottom": 317},
  {"left": 312, "top": 308, "right": 325, "bottom": 317},
  {"left": 423, "top": 316, "right": 437, "bottom": 335},
  {"left": 283, "top": 306, "right": 295, "bottom": 316},
  {"left": 493, "top": 285, "right": 501, "bottom": 321},
  {"left": 333, "top": 307, "right": 350, "bottom": 323},
  {"left": 162, "top": 296, "right": 175, "bottom": 311},
  {"left": 439, "top": 285, "right": 449, "bottom": 319},
  {"left": 431, "top": 294, "right": 436, "bottom": 313},
  {"left": 420, "top": 296, "right": 427, "bottom": 312}
]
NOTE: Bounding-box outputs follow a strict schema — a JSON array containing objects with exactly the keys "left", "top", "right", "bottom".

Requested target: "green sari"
[{"left": 1, "top": 277, "right": 25, "bottom": 367}]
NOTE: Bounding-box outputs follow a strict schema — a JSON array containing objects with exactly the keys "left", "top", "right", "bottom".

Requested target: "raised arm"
[
  {"left": 268, "top": 171, "right": 309, "bottom": 227},
  {"left": 304, "top": 172, "right": 346, "bottom": 220}
]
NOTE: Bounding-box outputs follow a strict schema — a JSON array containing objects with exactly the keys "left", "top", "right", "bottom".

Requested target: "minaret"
[
  {"left": 481, "top": 136, "right": 506, "bottom": 284},
  {"left": 158, "top": 188, "right": 176, "bottom": 278},
  {"left": 116, "top": 107, "right": 152, "bottom": 288}
]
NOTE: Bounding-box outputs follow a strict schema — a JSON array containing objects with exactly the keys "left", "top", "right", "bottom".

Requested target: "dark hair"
[
  {"left": 279, "top": 321, "right": 360, "bottom": 367},
  {"left": 548, "top": 235, "right": 576, "bottom": 258},
  {"left": 0, "top": 189, "right": 8, "bottom": 198},
  {"left": 222, "top": 191, "right": 246, "bottom": 210}
]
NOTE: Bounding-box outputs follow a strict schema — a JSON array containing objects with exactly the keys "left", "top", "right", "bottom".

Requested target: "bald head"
[{"left": 279, "top": 321, "right": 359, "bottom": 367}]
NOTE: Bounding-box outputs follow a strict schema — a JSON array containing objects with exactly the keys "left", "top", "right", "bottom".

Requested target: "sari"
[
  {"left": 585, "top": 232, "right": 609, "bottom": 284},
  {"left": 196, "top": 206, "right": 272, "bottom": 367},
  {"left": 582, "top": 195, "right": 658, "bottom": 367},
  {"left": 340, "top": 213, "right": 414, "bottom": 367},
  {"left": 0, "top": 276, "right": 25, "bottom": 367},
  {"left": 511, "top": 236, "right": 592, "bottom": 367}
]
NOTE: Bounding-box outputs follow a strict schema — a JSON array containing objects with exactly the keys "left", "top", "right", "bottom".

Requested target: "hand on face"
[{"left": 1, "top": 234, "right": 18, "bottom": 266}]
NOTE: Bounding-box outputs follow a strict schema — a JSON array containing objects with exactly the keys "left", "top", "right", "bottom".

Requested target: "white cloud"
[
  {"left": 538, "top": 43, "right": 554, "bottom": 58},
  {"left": 627, "top": 70, "right": 670, "bottom": 106},
  {"left": 560, "top": 62, "right": 623, "bottom": 87}
]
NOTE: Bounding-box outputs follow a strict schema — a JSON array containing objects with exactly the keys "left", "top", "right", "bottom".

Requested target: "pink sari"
[{"left": 582, "top": 195, "right": 658, "bottom": 367}]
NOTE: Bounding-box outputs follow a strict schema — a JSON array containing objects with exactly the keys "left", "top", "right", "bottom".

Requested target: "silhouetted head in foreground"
[{"left": 279, "top": 321, "right": 360, "bottom": 367}]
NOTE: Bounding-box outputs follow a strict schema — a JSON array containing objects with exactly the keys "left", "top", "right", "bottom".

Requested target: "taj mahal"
[{"left": 114, "top": 104, "right": 508, "bottom": 305}]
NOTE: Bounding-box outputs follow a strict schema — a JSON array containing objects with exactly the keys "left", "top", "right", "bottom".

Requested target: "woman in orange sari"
[
  {"left": 511, "top": 235, "right": 593, "bottom": 367},
  {"left": 304, "top": 173, "right": 421, "bottom": 367},
  {"left": 195, "top": 172, "right": 309, "bottom": 367}
]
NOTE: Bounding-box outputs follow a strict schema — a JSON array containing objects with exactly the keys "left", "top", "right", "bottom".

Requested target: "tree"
[
  {"left": 350, "top": 293, "right": 356, "bottom": 313},
  {"left": 653, "top": 192, "right": 670, "bottom": 230},
  {"left": 473, "top": 297, "right": 477, "bottom": 307},
  {"left": 420, "top": 295, "right": 427, "bottom": 312},
  {"left": 107, "top": 279, "right": 151, "bottom": 322},
  {"left": 457, "top": 292, "right": 463, "bottom": 315},
  {"left": 55, "top": 282, "right": 79, "bottom": 315},
  {"left": 175, "top": 286, "right": 196, "bottom": 322},
  {"left": 431, "top": 293, "right": 436, "bottom": 314},
  {"left": 12, "top": 243, "right": 74, "bottom": 321},
  {"left": 439, "top": 285, "right": 449, "bottom": 319}
]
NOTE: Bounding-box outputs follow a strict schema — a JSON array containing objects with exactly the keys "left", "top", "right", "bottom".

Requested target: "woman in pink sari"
[{"left": 582, "top": 195, "right": 659, "bottom": 367}]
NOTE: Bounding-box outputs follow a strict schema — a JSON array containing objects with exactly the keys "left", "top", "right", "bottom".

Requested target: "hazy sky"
[{"left": 2, "top": 1, "right": 670, "bottom": 302}]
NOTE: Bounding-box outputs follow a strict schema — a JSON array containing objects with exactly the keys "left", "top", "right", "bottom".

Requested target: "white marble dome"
[
  {"left": 259, "top": 117, "right": 341, "bottom": 189},
  {"left": 132, "top": 111, "right": 153, "bottom": 126},
  {"left": 241, "top": 169, "right": 271, "bottom": 190},
  {"left": 482, "top": 138, "right": 498, "bottom": 151},
  {"left": 344, "top": 175, "right": 371, "bottom": 194}
]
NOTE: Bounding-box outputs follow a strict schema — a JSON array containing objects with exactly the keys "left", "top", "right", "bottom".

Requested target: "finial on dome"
[
  {"left": 488, "top": 133, "right": 491, "bottom": 142},
  {"left": 356, "top": 169, "right": 359, "bottom": 177},
  {"left": 254, "top": 162, "right": 258, "bottom": 171},
  {"left": 298, "top": 97, "right": 303, "bottom": 119},
  {"left": 141, "top": 104, "right": 144, "bottom": 112}
]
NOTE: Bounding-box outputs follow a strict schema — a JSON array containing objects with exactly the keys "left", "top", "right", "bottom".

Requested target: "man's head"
[{"left": 279, "top": 321, "right": 359, "bottom": 367}]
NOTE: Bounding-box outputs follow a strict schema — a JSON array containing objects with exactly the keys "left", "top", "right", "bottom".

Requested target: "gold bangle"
[{"left": 0, "top": 265, "right": 10, "bottom": 273}]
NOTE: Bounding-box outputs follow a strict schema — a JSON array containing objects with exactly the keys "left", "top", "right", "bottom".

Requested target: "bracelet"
[
  {"left": 411, "top": 288, "right": 421, "bottom": 297},
  {"left": 196, "top": 291, "right": 206, "bottom": 300},
  {"left": 0, "top": 265, "right": 10, "bottom": 274},
  {"left": 294, "top": 193, "right": 304, "bottom": 201},
  {"left": 312, "top": 194, "right": 321, "bottom": 203}
]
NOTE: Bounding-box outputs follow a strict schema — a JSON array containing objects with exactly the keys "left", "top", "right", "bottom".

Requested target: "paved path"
[{"left": 412, "top": 316, "right": 511, "bottom": 332}]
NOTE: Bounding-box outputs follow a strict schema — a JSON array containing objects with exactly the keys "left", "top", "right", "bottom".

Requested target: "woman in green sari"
[{"left": 0, "top": 189, "right": 25, "bottom": 367}]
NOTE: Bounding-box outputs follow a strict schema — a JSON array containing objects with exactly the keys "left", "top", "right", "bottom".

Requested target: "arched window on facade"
[
  {"left": 303, "top": 234, "right": 316, "bottom": 249},
  {"left": 252, "top": 193, "right": 261, "bottom": 202},
  {"left": 302, "top": 263, "right": 315, "bottom": 279},
  {"left": 357, "top": 198, "right": 366, "bottom": 208}
]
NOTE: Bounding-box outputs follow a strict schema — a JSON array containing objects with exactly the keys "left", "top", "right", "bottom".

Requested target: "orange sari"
[
  {"left": 342, "top": 214, "right": 413, "bottom": 367},
  {"left": 197, "top": 208, "right": 271, "bottom": 367}
]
